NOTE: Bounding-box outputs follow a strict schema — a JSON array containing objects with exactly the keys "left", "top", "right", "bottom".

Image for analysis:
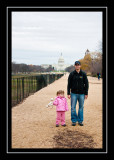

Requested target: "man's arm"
[
  {"left": 67, "top": 73, "right": 72, "bottom": 96},
  {"left": 83, "top": 73, "right": 89, "bottom": 96}
]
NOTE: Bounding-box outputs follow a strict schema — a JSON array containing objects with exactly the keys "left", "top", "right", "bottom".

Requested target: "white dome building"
[
  {"left": 57, "top": 53, "right": 65, "bottom": 70},
  {"left": 53, "top": 53, "right": 70, "bottom": 71}
]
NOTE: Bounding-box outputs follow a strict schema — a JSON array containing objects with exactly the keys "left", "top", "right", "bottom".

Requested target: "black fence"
[{"left": 12, "top": 73, "right": 64, "bottom": 107}]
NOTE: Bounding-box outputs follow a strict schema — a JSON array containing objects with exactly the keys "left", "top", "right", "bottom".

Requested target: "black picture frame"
[{"left": 0, "top": 0, "right": 110, "bottom": 158}]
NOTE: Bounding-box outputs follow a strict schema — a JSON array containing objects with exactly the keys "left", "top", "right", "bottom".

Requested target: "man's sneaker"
[
  {"left": 72, "top": 122, "right": 76, "bottom": 126},
  {"left": 56, "top": 124, "right": 59, "bottom": 127},
  {"left": 78, "top": 122, "right": 84, "bottom": 126},
  {"left": 62, "top": 124, "right": 66, "bottom": 127}
]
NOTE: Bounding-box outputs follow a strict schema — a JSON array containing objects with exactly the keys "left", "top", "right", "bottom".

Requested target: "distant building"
[
  {"left": 41, "top": 53, "right": 70, "bottom": 71},
  {"left": 85, "top": 49, "right": 100, "bottom": 59},
  {"left": 41, "top": 64, "right": 52, "bottom": 69},
  {"left": 85, "top": 49, "right": 90, "bottom": 55},
  {"left": 52, "top": 53, "right": 70, "bottom": 71}
]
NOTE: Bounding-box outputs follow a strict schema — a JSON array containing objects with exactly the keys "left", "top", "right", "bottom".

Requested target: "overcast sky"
[{"left": 12, "top": 12, "right": 102, "bottom": 65}]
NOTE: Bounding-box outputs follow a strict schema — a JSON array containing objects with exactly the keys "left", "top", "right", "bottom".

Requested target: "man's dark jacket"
[{"left": 67, "top": 70, "right": 89, "bottom": 95}]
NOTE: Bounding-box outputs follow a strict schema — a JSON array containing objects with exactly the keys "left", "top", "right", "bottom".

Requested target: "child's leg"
[
  {"left": 56, "top": 111, "right": 61, "bottom": 125},
  {"left": 61, "top": 111, "right": 65, "bottom": 125}
]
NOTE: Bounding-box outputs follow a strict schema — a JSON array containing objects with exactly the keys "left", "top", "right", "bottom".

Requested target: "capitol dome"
[
  {"left": 58, "top": 53, "right": 64, "bottom": 65},
  {"left": 52, "top": 53, "right": 70, "bottom": 71}
]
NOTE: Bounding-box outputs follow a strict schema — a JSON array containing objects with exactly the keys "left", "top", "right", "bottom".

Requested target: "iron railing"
[{"left": 12, "top": 74, "right": 64, "bottom": 107}]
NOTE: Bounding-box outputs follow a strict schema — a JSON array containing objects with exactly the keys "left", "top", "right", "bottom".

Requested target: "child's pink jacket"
[{"left": 53, "top": 96, "right": 69, "bottom": 111}]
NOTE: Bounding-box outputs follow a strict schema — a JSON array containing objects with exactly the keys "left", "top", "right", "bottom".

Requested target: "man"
[{"left": 67, "top": 61, "right": 89, "bottom": 126}]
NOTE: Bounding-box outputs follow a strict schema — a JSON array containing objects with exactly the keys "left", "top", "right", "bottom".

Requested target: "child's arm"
[{"left": 53, "top": 97, "right": 58, "bottom": 106}]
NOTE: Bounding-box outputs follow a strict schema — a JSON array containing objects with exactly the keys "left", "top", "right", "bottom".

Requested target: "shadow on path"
[{"left": 53, "top": 129, "right": 96, "bottom": 149}]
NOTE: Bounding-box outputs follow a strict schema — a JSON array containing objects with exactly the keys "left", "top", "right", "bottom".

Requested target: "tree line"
[
  {"left": 12, "top": 62, "right": 54, "bottom": 74},
  {"left": 12, "top": 51, "right": 102, "bottom": 76},
  {"left": 65, "top": 52, "right": 102, "bottom": 77}
]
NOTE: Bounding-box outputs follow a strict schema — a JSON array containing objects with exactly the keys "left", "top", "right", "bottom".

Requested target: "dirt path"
[{"left": 12, "top": 74, "right": 102, "bottom": 149}]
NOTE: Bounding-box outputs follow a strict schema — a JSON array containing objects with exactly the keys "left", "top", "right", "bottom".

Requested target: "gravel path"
[{"left": 12, "top": 74, "right": 102, "bottom": 149}]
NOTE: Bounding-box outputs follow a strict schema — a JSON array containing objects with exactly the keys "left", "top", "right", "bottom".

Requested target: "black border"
[
  {"left": 8, "top": 6, "right": 107, "bottom": 153},
  {"left": 0, "top": 0, "right": 109, "bottom": 158}
]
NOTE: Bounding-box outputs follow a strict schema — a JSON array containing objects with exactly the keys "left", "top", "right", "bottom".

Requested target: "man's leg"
[
  {"left": 71, "top": 93, "right": 78, "bottom": 123},
  {"left": 78, "top": 94, "right": 85, "bottom": 123}
]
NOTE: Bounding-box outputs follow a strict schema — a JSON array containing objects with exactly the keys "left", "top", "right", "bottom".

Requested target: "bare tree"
[
  {"left": 65, "top": 65, "right": 74, "bottom": 72},
  {"left": 90, "top": 52, "right": 102, "bottom": 76},
  {"left": 98, "top": 40, "right": 103, "bottom": 53}
]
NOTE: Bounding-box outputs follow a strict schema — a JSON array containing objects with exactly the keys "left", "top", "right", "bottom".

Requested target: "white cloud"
[{"left": 12, "top": 12, "right": 102, "bottom": 65}]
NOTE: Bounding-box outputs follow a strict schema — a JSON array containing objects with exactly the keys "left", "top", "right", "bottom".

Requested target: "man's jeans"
[{"left": 71, "top": 93, "right": 85, "bottom": 123}]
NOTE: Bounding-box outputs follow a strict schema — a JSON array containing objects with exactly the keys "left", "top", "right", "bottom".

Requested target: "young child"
[{"left": 53, "top": 90, "right": 69, "bottom": 127}]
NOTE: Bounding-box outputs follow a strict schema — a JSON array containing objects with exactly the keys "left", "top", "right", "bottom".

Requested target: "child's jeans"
[{"left": 56, "top": 111, "right": 65, "bottom": 125}]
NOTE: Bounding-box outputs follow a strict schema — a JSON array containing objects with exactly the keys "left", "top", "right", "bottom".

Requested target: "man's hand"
[
  {"left": 67, "top": 95, "right": 71, "bottom": 99},
  {"left": 85, "top": 95, "right": 88, "bottom": 99}
]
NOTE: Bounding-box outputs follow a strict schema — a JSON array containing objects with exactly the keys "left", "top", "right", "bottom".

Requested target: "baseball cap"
[{"left": 75, "top": 61, "right": 81, "bottom": 65}]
